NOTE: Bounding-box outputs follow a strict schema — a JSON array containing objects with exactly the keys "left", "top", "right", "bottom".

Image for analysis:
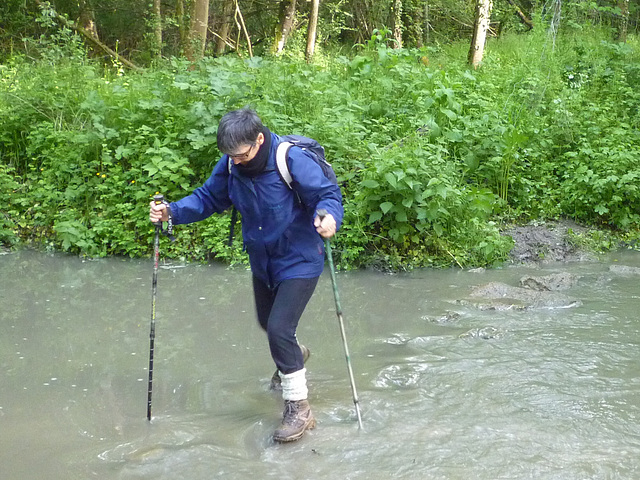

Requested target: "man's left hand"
[{"left": 314, "top": 213, "right": 336, "bottom": 238}]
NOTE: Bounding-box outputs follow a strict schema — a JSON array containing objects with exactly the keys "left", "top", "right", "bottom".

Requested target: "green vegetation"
[{"left": 1, "top": 18, "right": 639, "bottom": 269}]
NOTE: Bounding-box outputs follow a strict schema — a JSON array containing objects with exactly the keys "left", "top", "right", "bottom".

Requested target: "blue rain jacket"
[{"left": 168, "top": 133, "right": 344, "bottom": 287}]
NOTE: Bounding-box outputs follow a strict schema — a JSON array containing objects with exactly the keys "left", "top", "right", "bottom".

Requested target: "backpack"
[
  {"left": 275, "top": 135, "right": 338, "bottom": 189},
  {"left": 226, "top": 135, "right": 337, "bottom": 246}
]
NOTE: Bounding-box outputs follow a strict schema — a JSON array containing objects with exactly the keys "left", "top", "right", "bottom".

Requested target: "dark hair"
[{"left": 217, "top": 108, "right": 264, "bottom": 154}]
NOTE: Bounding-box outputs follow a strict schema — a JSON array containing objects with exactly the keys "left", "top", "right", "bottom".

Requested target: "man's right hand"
[{"left": 149, "top": 201, "right": 169, "bottom": 224}]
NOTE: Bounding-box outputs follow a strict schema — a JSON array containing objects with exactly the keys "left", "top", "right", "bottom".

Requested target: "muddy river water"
[{"left": 1, "top": 249, "right": 640, "bottom": 479}]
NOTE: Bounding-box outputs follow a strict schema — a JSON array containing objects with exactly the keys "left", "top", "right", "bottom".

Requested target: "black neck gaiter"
[{"left": 235, "top": 127, "right": 272, "bottom": 177}]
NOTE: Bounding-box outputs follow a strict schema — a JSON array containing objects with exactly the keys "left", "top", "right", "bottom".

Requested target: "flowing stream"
[{"left": 1, "top": 249, "right": 640, "bottom": 480}]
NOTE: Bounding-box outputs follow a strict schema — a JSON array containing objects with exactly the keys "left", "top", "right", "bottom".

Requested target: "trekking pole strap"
[{"left": 228, "top": 207, "right": 238, "bottom": 247}]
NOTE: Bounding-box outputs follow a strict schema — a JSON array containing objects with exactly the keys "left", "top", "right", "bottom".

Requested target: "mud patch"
[{"left": 503, "top": 220, "right": 596, "bottom": 264}]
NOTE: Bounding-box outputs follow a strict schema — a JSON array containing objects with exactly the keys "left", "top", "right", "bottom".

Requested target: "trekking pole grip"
[
  {"left": 153, "top": 193, "right": 164, "bottom": 228},
  {"left": 316, "top": 208, "right": 328, "bottom": 219},
  {"left": 318, "top": 214, "right": 341, "bottom": 314}
]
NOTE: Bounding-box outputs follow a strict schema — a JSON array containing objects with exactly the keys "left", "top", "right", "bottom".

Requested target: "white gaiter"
[{"left": 279, "top": 368, "right": 308, "bottom": 401}]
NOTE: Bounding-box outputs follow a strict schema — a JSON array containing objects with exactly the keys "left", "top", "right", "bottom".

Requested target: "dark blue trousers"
[{"left": 252, "top": 275, "right": 319, "bottom": 375}]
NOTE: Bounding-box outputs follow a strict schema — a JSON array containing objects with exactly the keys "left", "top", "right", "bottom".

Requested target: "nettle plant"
[{"left": 352, "top": 136, "right": 510, "bottom": 268}]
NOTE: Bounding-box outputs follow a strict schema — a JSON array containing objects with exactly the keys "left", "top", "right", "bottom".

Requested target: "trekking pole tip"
[{"left": 356, "top": 406, "right": 364, "bottom": 430}]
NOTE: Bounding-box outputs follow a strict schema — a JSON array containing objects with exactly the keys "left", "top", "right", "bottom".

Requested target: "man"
[{"left": 149, "top": 108, "right": 343, "bottom": 442}]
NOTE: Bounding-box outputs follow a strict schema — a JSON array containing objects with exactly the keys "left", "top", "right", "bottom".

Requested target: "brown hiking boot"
[
  {"left": 270, "top": 345, "right": 310, "bottom": 391},
  {"left": 273, "top": 399, "right": 316, "bottom": 443}
]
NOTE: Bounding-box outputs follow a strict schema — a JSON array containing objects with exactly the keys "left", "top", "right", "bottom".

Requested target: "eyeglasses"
[{"left": 228, "top": 143, "right": 256, "bottom": 161}]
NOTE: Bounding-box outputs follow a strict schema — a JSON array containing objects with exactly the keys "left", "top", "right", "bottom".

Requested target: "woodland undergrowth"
[{"left": 1, "top": 25, "right": 639, "bottom": 269}]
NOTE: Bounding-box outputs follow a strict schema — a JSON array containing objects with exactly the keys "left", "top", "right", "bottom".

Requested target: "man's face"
[{"left": 228, "top": 132, "right": 265, "bottom": 165}]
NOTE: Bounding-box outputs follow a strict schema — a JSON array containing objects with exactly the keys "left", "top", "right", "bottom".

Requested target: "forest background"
[{"left": 0, "top": 0, "right": 639, "bottom": 270}]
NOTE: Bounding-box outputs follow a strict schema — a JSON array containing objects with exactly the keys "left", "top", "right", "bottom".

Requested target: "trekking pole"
[
  {"left": 147, "top": 193, "right": 164, "bottom": 421},
  {"left": 317, "top": 209, "right": 363, "bottom": 429}
]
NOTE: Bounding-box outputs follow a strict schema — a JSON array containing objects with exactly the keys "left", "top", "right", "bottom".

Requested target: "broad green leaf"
[
  {"left": 361, "top": 179, "right": 380, "bottom": 188},
  {"left": 143, "top": 163, "right": 158, "bottom": 176},
  {"left": 595, "top": 205, "right": 609, "bottom": 215},
  {"left": 385, "top": 172, "right": 397, "bottom": 188},
  {"left": 368, "top": 211, "right": 383, "bottom": 223},
  {"left": 436, "top": 184, "right": 449, "bottom": 199},
  {"left": 115, "top": 145, "right": 132, "bottom": 160},
  {"left": 440, "top": 108, "right": 457, "bottom": 121},
  {"left": 380, "top": 201, "right": 394, "bottom": 214}
]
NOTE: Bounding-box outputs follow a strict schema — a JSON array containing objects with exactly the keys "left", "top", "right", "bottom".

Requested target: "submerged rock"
[
  {"left": 467, "top": 267, "right": 486, "bottom": 274},
  {"left": 609, "top": 265, "right": 640, "bottom": 275},
  {"left": 519, "top": 272, "right": 580, "bottom": 291},
  {"left": 421, "top": 311, "right": 462, "bottom": 323},
  {"left": 463, "top": 281, "right": 581, "bottom": 310},
  {"left": 459, "top": 326, "right": 503, "bottom": 340}
]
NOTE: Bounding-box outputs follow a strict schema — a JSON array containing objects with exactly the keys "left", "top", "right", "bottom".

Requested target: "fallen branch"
[
  {"left": 449, "top": 15, "right": 474, "bottom": 29},
  {"left": 506, "top": 0, "right": 534, "bottom": 30},
  {"left": 233, "top": 0, "right": 253, "bottom": 58},
  {"left": 35, "top": 0, "right": 144, "bottom": 72},
  {"left": 208, "top": 27, "right": 237, "bottom": 51}
]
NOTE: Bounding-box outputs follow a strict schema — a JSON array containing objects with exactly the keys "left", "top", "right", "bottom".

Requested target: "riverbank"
[
  {"left": 502, "top": 219, "right": 637, "bottom": 265},
  {"left": 0, "top": 218, "right": 632, "bottom": 268},
  {"left": 503, "top": 219, "right": 594, "bottom": 264}
]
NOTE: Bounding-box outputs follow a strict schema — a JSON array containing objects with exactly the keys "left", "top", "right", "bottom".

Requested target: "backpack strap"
[
  {"left": 276, "top": 141, "right": 294, "bottom": 189},
  {"left": 225, "top": 154, "right": 239, "bottom": 247}
]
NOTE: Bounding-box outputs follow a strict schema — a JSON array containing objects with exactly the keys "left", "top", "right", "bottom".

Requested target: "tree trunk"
[
  {"left": 185, "top": 0, "right": 210, "bottom": 61},
  {"left": 306, "top": 0, "right": 320, "bottom": 62},
  {"left": 616, "top": 0, "right": 629, "bottom": 42},
  {"left": 215, "top": 0, "right": 235, "bottom": 55},
  {"left": 425, "top": 1, "right": 430, "bottom": 44},
  {"left": 468, "top": 0, "right": 493, "bottom": 69},
  {"left": 402, "top": 0, "right": 423, "bottom": 47},
  {"left": 274, "top": 0, "right": 297, "bottom": 54},
  {"left": 353, "top": 0, "right": 374, "bottom": 45},
  {"left": 392, "top": 0, "right": 403, "bottom": 48},
  {"left": 77, "top": 0, "right": 98, "bottom": 39},
  {"left": 176, "top": 0, "right": 187, "bottom": 53},
  {"left": 152, "top": 0, "right": 162, "bottom": 61}
]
